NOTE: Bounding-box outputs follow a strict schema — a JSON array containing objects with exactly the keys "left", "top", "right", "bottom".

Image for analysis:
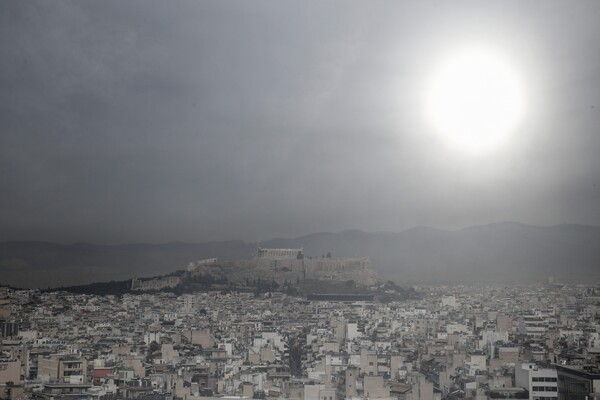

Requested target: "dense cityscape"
[{"left": 1, "top": 249, "right": 599, "bottom": 400}]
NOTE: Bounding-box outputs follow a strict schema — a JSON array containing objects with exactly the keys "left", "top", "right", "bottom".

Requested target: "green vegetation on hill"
[{"left": 47, "top": 280, "right": 132, "bottom": 295}]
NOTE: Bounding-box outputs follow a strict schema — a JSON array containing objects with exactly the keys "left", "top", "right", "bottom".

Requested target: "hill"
[{"left": 1, "top": 222, "right": 599, "bottom": 288}]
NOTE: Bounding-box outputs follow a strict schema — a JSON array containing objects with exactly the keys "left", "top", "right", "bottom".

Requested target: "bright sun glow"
[{"left": 424, "top": 48, "right": 525, "bottom": 153}]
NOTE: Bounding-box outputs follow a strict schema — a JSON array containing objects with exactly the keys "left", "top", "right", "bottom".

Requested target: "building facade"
[
  {"left": 556, "top": 364, "right": 600, "bottom": 400},
  {"left": 515, "top": 362, "right": 558, "bottom": 400}
]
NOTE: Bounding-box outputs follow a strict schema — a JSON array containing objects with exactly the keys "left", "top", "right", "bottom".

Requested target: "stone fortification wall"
[
  {"left": 304, "top": 257, "right": 377, "bottom": 285},
  {"left": 188, "top": 256, "right": 377, "bottom": 286}
]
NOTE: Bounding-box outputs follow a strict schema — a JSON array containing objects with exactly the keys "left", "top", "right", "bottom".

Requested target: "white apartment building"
[{"left": 515, "top": 362, "right": 558, "bottom": 400}]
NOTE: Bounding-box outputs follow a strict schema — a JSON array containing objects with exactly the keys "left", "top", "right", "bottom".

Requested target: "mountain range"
[{"left": 1, "top": 222, "right": 599, "bottom": 288}]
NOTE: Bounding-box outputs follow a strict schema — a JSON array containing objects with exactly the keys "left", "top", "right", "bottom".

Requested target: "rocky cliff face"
[{"left": 188, "top": 256, "right": 378, "bottom": 286}]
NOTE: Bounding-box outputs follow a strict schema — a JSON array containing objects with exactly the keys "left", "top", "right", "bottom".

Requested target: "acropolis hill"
[
  {"left": 130, "top": 249, "right": 377, "bottom": 292},
  {"left": 187, "top": 248, "right": 378, "bottom": 286}
]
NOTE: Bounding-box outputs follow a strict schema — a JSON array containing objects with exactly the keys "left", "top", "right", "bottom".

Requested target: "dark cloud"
[{"left": 1, "top": 0, "right": 600, "bottom": 244}]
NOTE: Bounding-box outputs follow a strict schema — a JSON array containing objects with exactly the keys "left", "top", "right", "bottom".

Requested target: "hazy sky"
[{"left": 1, "top": 1, "right": 599, "bottom": 244}]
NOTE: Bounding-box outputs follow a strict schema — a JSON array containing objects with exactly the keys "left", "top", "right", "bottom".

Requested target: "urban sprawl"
[{"left": 1, "top": 249, "right": 599, "bottom": 400}]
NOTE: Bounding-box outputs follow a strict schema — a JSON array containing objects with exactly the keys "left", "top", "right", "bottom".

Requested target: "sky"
[{"left": 1, "top": 1, "right": 599, "bottom": 244}]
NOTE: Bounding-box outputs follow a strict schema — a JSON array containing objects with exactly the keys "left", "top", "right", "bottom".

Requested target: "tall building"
[
  {"left": 519, "top": 312, "right": 548, "bottom": 337},
  {"left": 515, "top": 362, "right": 558, "bottom": 400},
  {"left": 0, "top": 321, "right": 18, "bottom": 338},
  {"left": 37, "top": 355, "right": 86, "bottom": 383}
]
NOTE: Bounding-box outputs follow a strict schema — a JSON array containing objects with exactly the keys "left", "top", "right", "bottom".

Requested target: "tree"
[
  {"left": 146, "top": 340, "right": 160, "bottom": 364},
  {"left": 148, "top": 340, "right": 160, "bottom": 354}
]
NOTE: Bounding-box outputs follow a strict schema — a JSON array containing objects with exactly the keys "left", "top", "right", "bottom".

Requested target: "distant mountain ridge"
[
  {"left": 263, "top": 222, "right": 600, "bottom": 284},
  {"left": 1, "top": 222, "right": 599, "bottom": 288}
]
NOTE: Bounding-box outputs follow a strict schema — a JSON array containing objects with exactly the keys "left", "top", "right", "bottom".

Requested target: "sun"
[{"left": 424, "top": 47, "right": 525, "bottom": 153}]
